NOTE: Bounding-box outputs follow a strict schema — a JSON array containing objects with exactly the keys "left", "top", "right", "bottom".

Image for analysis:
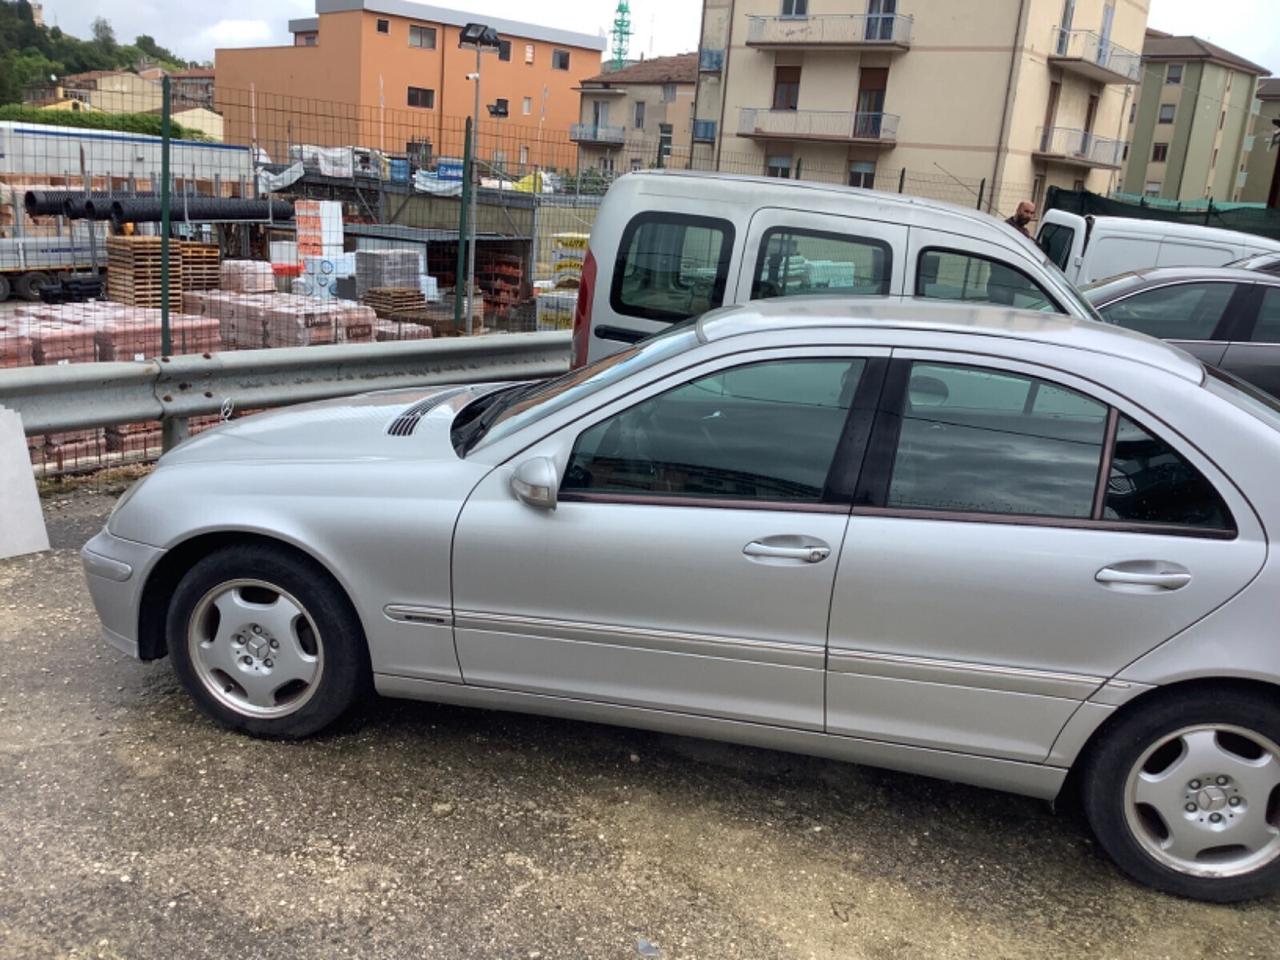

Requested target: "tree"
[{"left": 91, "top": 17, "right": 116, "bottom": 53}]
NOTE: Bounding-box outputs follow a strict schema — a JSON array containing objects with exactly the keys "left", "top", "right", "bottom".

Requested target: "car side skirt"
[{"left": 375, "top": 673, "right": 1068, "bottom": 801}]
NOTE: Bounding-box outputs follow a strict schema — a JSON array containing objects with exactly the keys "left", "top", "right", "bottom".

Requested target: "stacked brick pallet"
[
  {"left": 106, "top": 237, "right": 183, "bottom": 311},
  {"left": 476, "top": 251, "right": 525, "bottom": 318},
  {"left": 355, "top": 250, "right": 421, "bottom": 301},
  {"left": 180, "top": 242, "right": 221, "bottom": 291},
  {"left": 364, "top": 287, "right": 426, "bottom": 318},
  {"left": 182, "top": 292, "right": 376, "bottom": 349},
  {"left": 219, "top": 260, "right": 275, "bottom": 294}
]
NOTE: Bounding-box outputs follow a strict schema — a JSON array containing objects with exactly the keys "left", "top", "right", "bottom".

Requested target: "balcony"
[
  {"left": 570, "top": 123, "right": 626, "bottom": 145},
  {"left": 1048, "top": 27, "right": 1141, "bottom": 85},
  {"left": 1033, "top": 127, "right": 1127, "bottom": 170},
  {"left": 746, "top": 13, "right": 912, "bottom": 51},
  {"left": 692, "top": 119, "right": 718, "bottom": 142},
  {"left": 738, "top": 108, "right": 898, "bottom": 146},
  {"left": 699, "top": 48, "right": 725, "bottom": 72}
]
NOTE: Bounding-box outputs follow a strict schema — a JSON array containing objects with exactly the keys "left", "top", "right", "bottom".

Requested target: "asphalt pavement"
[{"left": 2, "top": 488, "right": 1278, "bottom": 959}]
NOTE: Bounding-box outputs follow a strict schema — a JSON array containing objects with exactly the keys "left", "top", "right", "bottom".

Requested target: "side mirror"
[{"left": 510, "top": 457, "right": 559, "bottom": 510}]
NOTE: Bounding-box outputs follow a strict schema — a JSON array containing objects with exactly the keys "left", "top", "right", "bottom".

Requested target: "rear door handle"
[
  {"left": 744, "top": 541, "right": 831, "bottom": 563},
  {"left": 1096, "top": 562, "right": 1192, "bottom": 591}
]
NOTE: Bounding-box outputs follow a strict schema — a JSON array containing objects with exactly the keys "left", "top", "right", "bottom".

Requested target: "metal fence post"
[
  {"left": 160, "top": 75, "right": 173, "bottom": 360},
  {"left": 898, "top": 167, "right": 905, "bottom": 193},
  {"left": 454, "top": 116, "right": 473, "bottom": 329},
  {"left": 976, "top": 178, "right": 986, "bottom": 211}
]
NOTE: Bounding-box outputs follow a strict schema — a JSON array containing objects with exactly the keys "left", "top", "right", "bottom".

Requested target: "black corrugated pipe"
[
  {"left": 109, "top": 197, "right": 294, "bottom": 226},
  {"left": 25, "top": 190, "right": 154, "bottom": 217}
]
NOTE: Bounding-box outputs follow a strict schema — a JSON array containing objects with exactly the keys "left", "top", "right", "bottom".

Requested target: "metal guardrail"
[{"left": 0, "top": 332, "right": 572, "bottom": 437}]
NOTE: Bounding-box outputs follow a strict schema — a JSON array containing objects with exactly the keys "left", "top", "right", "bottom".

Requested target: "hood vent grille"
[{"left": 387, "top": 388, "right": 468, "bottom": 437}]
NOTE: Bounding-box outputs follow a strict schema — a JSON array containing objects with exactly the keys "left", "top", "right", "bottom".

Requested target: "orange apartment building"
[{"left": 215, "top": 0, "right": 606, "bottom": 171}]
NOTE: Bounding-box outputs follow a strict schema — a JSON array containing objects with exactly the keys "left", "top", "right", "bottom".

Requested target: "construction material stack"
[
  {"left": 106, "top": 237, "right": 182, "bottom": 311},
  {"left": 179, "top": 242, "right": 221, "bottom": 292}
]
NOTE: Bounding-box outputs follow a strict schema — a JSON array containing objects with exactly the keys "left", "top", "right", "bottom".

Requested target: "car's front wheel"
[
  {"left": 1082, "top": 687, "right": 1280, "bottom": 902},
  {"left": 166, "top": 544, "right": 370, "bottom": 738}
]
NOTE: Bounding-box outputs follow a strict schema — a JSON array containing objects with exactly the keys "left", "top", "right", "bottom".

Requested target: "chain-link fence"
[{"left": 3, "top": 79, "right": 1036, "bottom": 477}]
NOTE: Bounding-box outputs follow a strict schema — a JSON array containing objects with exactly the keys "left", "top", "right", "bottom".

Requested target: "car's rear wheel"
[
  {"left": 1082, "top": 687, "right": 1280, "bottom": 902},
  {"left": 166, "top": 544, "right": 370, "bottom": 738}
]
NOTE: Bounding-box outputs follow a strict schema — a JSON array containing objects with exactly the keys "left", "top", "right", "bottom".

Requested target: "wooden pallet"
[
  {"left": 364, "top": 287, "right": 426, "bottom": 318},
  {"left": 179, "top": 242, "right": 221, "bottom": 292},
  {"left": 106, "top": 237, "right": 183, "bottom": 309}
]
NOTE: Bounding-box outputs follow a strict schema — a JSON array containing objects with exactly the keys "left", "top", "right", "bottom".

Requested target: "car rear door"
[
  {"left": 734, "top": 207, "right": 907, "bottom": 304},
  {"left": 451, "top": 347, "right": 887, "bottom": 732},
  {"left": 825, "top": 353, "right": 1265, "bottom": 763},
  {"left": 1218, "top": 283, "right": 1280, "bottom": 397},
  {"left": 1094, "top": 280, "right": 1251, "bottom": 369}
]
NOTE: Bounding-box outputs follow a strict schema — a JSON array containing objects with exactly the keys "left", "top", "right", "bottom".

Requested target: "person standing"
[{"left": 1005, "top": 201, "right": 1036, "bottom": 237}]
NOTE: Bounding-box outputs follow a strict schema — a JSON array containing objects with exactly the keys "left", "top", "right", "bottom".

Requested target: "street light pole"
[{"left": 467, "top": 45, "right": 481, "bottom": 334}]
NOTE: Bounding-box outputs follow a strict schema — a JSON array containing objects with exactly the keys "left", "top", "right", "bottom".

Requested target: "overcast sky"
[{"left": 34, "top": 0, "right": 1280, "bottom": 75}]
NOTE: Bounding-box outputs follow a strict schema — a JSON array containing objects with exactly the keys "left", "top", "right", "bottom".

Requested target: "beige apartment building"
[
  {"left": 571, "top": 54, "right": 698, "bottom": 173},
  {"left": 1121, "top": 31, "right": 1268, "bottom": 203},
  {"left": 1241, "top": 78, "right": 1280, "bottom": 205},
  {"left": 693, "top": 0, "right": 1149, "bottom": 216}
]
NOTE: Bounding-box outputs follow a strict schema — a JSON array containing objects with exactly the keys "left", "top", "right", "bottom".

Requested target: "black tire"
[
  {"left": 1081, "top": 686, "right": 1280, "bottom": 902},
  {"left": 166, "top": 543, "right": 371, "bottom": 739},
  {"left": 15, "top": 271, "right": 51, "bottom": 302}
]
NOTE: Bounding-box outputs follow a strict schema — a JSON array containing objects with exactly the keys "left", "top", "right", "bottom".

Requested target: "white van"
[
  {"left": 571, "top": 172, "right": 1098, "bottom": 366},
  {"left": 1036, "top": 210, "right": 1280, "bottom": 286}
]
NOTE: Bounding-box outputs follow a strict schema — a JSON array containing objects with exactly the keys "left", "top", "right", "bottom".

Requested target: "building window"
[
  {"left": 848, "top": 161, "right": 876, "bottom": 189},
  {"left": 1166, "top": 63, "right": 1182, "bottom": 85},
  {"left": 1152, "top": 142, "right": 1168, "bottom": 162},
  {"left": 773, "top": 66, "right": 801, "bottom": 111},
  {"left": 1158, "top": 104, "right": 1175, "bottom": 124},
  {"left": 296, "top": 31, "right": 318, "bottom": 46},
  {"left": 499, "top": 40, "right": 512, "bottom": 61},
  {"left": 692, "top": 119, "right": 717, "bottom": 141},
  {"left": 1031, "top": 174, "right": 1044, "bottom": 205},
  {"left": 519, "top": 145, "right": 529, "bottom": 166},
  {"left": 407, "top": 86, "right": 435, "bottom": 109},
  {"left": 781, "top": 0, "right": 808, "bottom": 16},
  {"left": 552, "top": 49, "right": 571, "bottom": 70},
  {"left": 631, "top": 158, "right": 643, "bottom": 172},
  {"left": 766, "top": 154, "right": 792, "bottom": 178},
  {"left": 493, "top": 98, "right": 509, "bottom": 118},
  {"left": 409, "top": 25, "right": 436, "bottom": 49},
  {"left": 376, "top": 18, "right": 389, "bottom": 33},
  {"left": 525, "top": 44, "right": 535, "bottom": 64},
  {"left": 1072, "top": 178, "right": 1086, "bottom": 191},
  {"left": 661, "top": 83, "right": 677, "bottom": 103},
  {"left": 523, "top": 96, "right": 533, "bottom": 115},
  {"left": 1128, "top": 102, "right": 1136, "bottom": 124},
  {"left": 634, "top": 101, "right": 646, "bottom": 129},
  {"left": 1145, "top": 180, "right": 1162, "bottom": 197}
]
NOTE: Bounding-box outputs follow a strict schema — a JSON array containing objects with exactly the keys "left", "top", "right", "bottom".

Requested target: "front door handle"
[
  {"left": 744, "top": 541, "right": 831, "bottom": 564},
  {"left": 1096, "top": 561, "right": 1192, "bottom": 591}
]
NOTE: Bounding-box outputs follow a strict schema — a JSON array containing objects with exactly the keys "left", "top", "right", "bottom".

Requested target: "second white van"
[
  {"left": 571, "top": 172, "right": 1099, "bottom": 366},
  {"left": 1036, "top": 209, "right": 1280, "bottom": 286}
]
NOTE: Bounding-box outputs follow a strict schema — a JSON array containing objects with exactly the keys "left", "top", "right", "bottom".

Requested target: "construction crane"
[{"left": 610, "top": 1, "right": 633, "bottom": 72}]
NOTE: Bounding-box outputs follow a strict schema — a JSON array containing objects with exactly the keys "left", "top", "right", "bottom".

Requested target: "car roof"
[
  {"left": 694, "top": 297, "right": 1205, "bottom": 383},
  {"left": 1081, "top": 215, "right": 1280, "bottom": 250},
  {"left": 619, "top": 169, "right": 1033, "bottom": 241},
  {"left": 1121, "top": 266, "right": 1280, "bottom": 284}
]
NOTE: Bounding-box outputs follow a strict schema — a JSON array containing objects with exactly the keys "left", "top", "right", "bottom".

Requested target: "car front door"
[
  {"left": 1219, "top": 284, "right": 1280, "bottom": 397},
  {"left": 1095, "top": 280, "right": 1250, "bottom": 369},
  {"left": 825, "top": 354, "right": 1266, "bottom": 762},
  {"left": 451, "top": 348, "right": 887, "bottom": 731}
]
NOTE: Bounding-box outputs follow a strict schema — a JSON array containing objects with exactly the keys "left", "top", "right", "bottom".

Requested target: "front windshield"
[{"left": 459, "top": 323, "right": 701, "bottom": 453}]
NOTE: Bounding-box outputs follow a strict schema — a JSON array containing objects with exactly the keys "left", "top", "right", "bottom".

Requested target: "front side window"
[
  {"left": 887, "top": 363, "right": 1109, "bottom": 518},
  {"left": 409, "top": 25, "right": 437, "bottom": 48},
  {"left": 752, "top": 227, "right": 891, "bottom": 300},
  {"left": 611, "top": 213, "right": 734, "bottom": 323},
  {"left": 1105, "top": 417, "right": 1231, "bottom": 529},
  {"left": 916, "top": 249, "right": 1059, "bottom": 311},
  {"left": 563, "top": 359, "right": 865, "bottom": 504},
  {"left": 1097, "top": 282, "right": 1234, "bottom": 340},
  {"left": 1037, "top": 222, "right": 1075, "bottom": 272}
]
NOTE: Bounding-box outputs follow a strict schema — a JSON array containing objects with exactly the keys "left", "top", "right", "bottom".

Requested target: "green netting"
[{"left": 1046, "top": 187, "right": 1280, "bottom": 242}]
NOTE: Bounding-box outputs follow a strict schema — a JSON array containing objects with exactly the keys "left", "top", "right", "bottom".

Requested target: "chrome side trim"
[
  {"left": 383, "top": 604, "right": 453, "bottom": 627},
  {"left": 455, "top": 610, "right": 824, "bottom": 670},
  {"left": 374, "top": 674, "right": 1069, "bottom": 801},
  {"left": 827, "top": 648, "right": 1105, "bottom": 700}
]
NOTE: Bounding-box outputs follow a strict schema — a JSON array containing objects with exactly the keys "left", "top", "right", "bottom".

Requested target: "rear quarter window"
[{"left": 610, "top": 212, "right": 735, "bottom": 323}]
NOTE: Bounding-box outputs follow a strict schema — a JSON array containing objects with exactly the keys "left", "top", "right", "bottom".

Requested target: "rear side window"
[
  {"left": 1038, "top": 222, "right": 1075, "bottom": 272},
  {"left": 1250, "top": 287, "right": 1280, "bottom": 343},
  {"left": 916, "top": 249, "right": 1059, "bottom": 311},
  {"left": 751, "top": 227, "right": 891, "bottom": 300},
  {"left": 1105, "top": 417, "right": 1232, "bottom": 530},
  {"left": 1097, "top": 282, "right": 1234, "bottom": 340},
  {"left": 610, "top": 213, "right": 734, "bottom": 323},
  {"left": 887, "top": 363, "right": 1108, "bottom": 518}
]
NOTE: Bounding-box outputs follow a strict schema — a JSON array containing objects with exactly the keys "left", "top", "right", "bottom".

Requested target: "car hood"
[{"left": 160, "top": 383, "right": 510, "bottom": 466}]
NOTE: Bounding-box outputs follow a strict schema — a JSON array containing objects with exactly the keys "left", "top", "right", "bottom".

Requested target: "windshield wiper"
[{"left": 455, "top": 380, "right": 547, "bottom": 455}]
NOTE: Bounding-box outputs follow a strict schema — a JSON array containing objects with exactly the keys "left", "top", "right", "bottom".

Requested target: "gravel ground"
[{"left": 2, "top": 489, "right": 1278, "bottom": 960}]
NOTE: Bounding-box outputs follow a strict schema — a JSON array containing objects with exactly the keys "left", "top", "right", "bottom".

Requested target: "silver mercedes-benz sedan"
[{"left": 83, "top": 299, "right": 1280, "bottom": 902}]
